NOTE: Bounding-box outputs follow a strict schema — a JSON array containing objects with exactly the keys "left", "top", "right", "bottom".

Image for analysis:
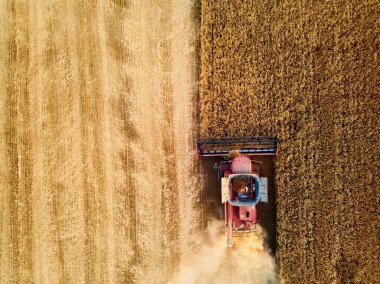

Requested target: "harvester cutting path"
[{"left": 197, "top": 138, "right": 277, "bottom": 246}]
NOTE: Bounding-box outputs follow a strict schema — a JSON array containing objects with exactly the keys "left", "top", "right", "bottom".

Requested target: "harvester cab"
[{"left": 196, "top": 137, "right": 277, "bottom": 246}]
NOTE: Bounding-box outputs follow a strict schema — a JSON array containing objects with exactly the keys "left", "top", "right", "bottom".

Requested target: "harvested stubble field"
[
  {"left": 200, "top": 1, "right": 379, "bottom": 283},
  {"left": 1, "top": 1, "right": 203, "bottom": 283}
]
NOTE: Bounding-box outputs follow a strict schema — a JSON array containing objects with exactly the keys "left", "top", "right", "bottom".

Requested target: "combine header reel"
[
  {"left": 196, "top": 137, "right": 277, "bottom": 158},
  {"left": 196, "top": 137, "right": 277, "bottom": 246}
]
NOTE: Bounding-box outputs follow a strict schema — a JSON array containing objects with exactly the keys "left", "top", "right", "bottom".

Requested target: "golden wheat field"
[
  {"left": 0, "top": 0, "right": 379, "bottom": 283},
  {"left": 200, "top": 1, "right": 379, "bottom": 283}
]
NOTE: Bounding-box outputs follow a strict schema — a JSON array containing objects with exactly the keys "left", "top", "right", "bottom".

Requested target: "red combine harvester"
[{"left": 197, "top": 137, "right": 277, "bottom": 246}]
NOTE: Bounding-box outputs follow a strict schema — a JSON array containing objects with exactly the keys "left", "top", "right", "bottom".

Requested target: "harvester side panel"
[
  {"left": 259, "top": 177, "right": 268, "bottom": 203},
  {"left": 221, "top": 177, "right": 228, "bottom": 203}
]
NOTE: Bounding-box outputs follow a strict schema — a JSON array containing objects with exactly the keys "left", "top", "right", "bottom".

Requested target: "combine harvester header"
[{"left": 196, "top": 137, "right": 277, "bottom": 158}]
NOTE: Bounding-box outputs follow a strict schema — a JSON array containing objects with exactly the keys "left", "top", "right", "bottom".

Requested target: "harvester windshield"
[{"left": 225, "top": 174, "right": 262, "bottom": 206}]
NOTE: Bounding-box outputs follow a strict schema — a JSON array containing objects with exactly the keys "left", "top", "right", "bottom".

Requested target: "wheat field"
[
  {"left": 0, "top": 1, "right": 203, "bottom": 283},
  {"left": 1, "top": 0, "right": 379, "bottom": 283},
  {"left": 200, "top": 1, "right": 379, "bottom": 283}
]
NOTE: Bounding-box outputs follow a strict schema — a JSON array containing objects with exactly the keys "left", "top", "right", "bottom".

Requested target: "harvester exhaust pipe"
[
  {"left": 227, "top": 235, "right": 232, "bottom": 246},
  {"left": 226, "top": 202, "right": 233, "bottom": 246}
]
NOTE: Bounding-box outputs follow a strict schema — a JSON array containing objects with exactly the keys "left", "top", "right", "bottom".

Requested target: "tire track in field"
[
  {"left": 158, "top": 0, "right": 181, "bottom": 278},
  {"left": 74, "top": 2, "right": 114, "bottom": 282},
  {"left": 2, "top": 1, "right": 33, "bottom": 282},
  {"left": 30, "top": 1, "right": 89, "bottom": 282},
  {"left": 0, "top": 0, "right": 11, "bottom": 279},
  {"left": 100, "top": 1, "right": 139, "bottom": 282}
]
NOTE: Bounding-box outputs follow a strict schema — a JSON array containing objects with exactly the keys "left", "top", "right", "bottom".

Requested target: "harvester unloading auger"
[{"left": 196, "top": 137, "right": 277, "bottom": 246}]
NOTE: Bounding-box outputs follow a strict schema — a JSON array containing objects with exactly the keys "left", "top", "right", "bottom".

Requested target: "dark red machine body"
[{"left": 196, "top": 138, "right": 276, "bottom": 245}]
